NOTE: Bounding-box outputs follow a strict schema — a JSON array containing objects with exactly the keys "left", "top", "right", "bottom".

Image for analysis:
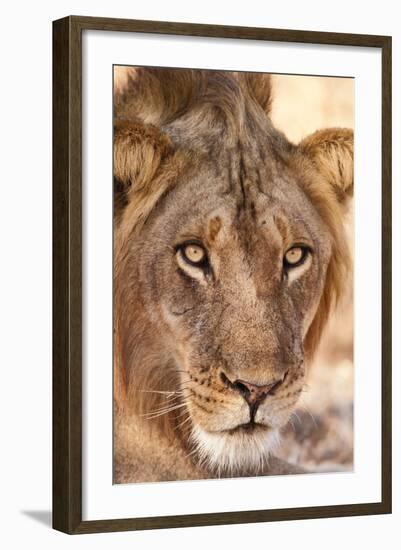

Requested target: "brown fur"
[
  {"left": 115, "top": 68, "right": 272, "bottom": 126},
  {"left": 113, "top": 68, "right": 353, "bottom": 481},
  {"left": 294, "top": 128, "right": 353, "bottom": 357}
]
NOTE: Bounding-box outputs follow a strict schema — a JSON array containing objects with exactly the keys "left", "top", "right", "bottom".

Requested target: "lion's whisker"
[
  {"left": 184, "top": 445, "right": 200, "bottom": 461},
  {"left": 289, "top": 418, "right": 296, "bottom": 432},
  {"left": 291, "top": 411, "right": 302, "bottom": 426},
  {"left": 175, "top": 407, "right": 190, "bottom": 419},
  {"left": 144, "top": 401, "right": 188, "bottom": 414},
  {"left": 136, "top": 389, "right": 182, "bottom": 396},
  {"left": 142, "top": 402, "right": 189, "bottom": 419},
  {"left": 164, "top": 392, "right": 184, "bottom": 403},
  {"left": 298, "top": 404, "right": 318, "bottom": 429},
  {"left": 175, "top": 415, "right": 192, "bottom": 431}
]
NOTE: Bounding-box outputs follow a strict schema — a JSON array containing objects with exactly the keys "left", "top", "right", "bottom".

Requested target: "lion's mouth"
[{"left": 226, "top": 421, "right": 270, "bottom": 435}]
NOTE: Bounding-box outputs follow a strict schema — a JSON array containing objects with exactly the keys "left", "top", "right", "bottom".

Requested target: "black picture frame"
[{"left": 53, "top": 15, "right": 392, "bottom": 534}]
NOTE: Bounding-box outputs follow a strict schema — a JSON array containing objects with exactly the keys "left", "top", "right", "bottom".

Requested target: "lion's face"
[
  {"left": 114, "top": 69, "right": 353, "bottom": 477},
  {"left": 136, "top": 147, "right": 332, "bottom": 473}
]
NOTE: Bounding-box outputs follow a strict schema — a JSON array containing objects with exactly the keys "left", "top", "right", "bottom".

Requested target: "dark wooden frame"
[{"left": 53, "top": 15, "right": 392, "bottom": 534}]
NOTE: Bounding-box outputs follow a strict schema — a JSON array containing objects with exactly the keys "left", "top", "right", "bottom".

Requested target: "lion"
[{"left": 113, "top": 68, "right": 353, "bottom": 483}]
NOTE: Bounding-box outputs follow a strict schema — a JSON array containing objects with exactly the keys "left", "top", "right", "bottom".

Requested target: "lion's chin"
[{"left": 190, "top": 423, "right": 281, "bottom": 476}]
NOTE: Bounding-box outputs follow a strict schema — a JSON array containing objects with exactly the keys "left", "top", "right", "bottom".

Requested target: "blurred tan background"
[{"left": 271, "top": 74, "right": 354, "bottom": 472}]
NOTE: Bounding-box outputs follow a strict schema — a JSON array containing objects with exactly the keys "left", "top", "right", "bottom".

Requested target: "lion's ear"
[
  {"left": 113, "top": 119, "right": 182, "bottom": 228},
  {"left": 114, "top": 119, "right": 174, "bottom": 192},
  {"left": 298, "top": 128, "right": 354, "bottom": 205}
]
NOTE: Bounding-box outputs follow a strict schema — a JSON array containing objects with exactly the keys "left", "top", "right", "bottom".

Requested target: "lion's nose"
[
  {"left": 221, "top": 371, "right": 287, "bottom": 407},
  {"left": 232, "top": 378, "right": 283, "bottom": 406}
]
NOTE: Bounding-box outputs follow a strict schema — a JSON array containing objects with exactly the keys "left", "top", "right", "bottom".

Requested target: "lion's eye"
[
  {"left": 284, "top": 246, "right": 308, "bottom": 268},
  {"left": 181, "top": 243, "right": 207, "bottom": 265}
]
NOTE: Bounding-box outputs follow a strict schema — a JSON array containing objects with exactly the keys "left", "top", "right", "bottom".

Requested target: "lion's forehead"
[
  {"left": 158, "top": 145, "right": 327, "bottom": 247},
  {"left": 161, "top": 173, "right": 323, "bottom": 253}
]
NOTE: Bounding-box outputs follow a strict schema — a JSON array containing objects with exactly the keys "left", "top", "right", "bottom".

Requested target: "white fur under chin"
[{"left": 190, "top": 424, "right": 281, "bottom": 476}]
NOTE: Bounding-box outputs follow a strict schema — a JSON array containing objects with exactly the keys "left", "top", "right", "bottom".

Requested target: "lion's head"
[{"left": 114, "top": 68, "right": 353, "bottom": 476}]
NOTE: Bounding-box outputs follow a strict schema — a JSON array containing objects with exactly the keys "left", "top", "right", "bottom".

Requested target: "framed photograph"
[{"left": 53, "top": 16, "right": 392, "bottom": 534}]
